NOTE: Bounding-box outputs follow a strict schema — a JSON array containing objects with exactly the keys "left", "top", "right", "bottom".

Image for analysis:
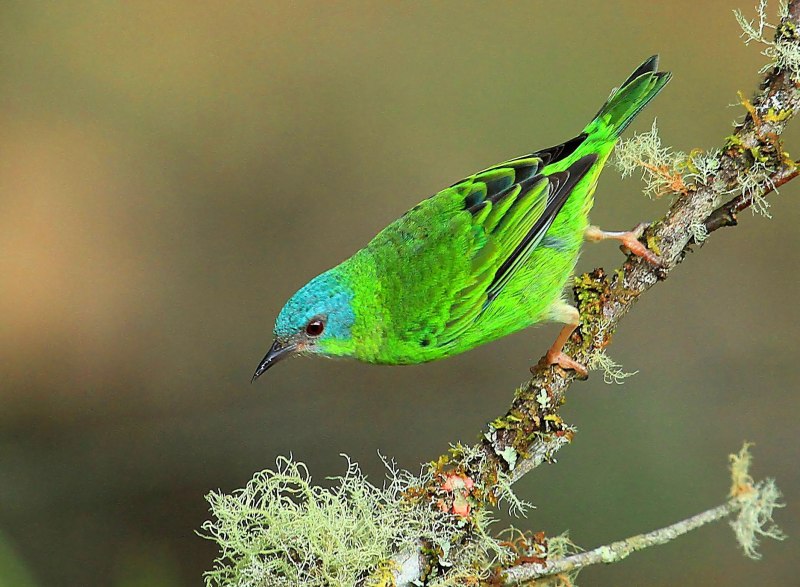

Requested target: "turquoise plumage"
[{"left": 254, "top": 56, "right": 670, "bottom": 379}]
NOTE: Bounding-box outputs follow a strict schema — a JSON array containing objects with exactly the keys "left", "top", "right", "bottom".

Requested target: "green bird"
[{"left": 253, "top": 56, "right": 670, "bottom": 380}]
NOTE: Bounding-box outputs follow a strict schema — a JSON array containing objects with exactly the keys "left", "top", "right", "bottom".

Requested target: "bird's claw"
[
  {"left": 541, "top": 350, "right": 588, "bottom": 380},
  {"left": 618, "top": 223, "right": 662, "bottom": 267},
  {"left": 586, "top": 222, "right": 662, "bottom": 266}
]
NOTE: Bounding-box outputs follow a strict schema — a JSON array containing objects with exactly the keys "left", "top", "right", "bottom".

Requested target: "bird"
[{"left": 253, "top": 55, "right": 670, "bottom": 381}]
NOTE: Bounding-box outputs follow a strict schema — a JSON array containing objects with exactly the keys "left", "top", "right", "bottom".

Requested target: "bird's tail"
[{"left": 583, "top": 55, "right": 671, "bottom": 140}]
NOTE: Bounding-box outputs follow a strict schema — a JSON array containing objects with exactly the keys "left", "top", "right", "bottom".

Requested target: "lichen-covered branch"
[
  {"left": 392, "top": 1, "right": 800, "bottom": 583},
  {"left": 425, "top": 0, "right": 800, "bottom": 502},
  {"left": 702, "top": 163, "right": 799, "bottom": 235},
  {"left": 499, "top": 445, "right": 785, "bottom": 585},
  {"left": 503, "top": 502, "right": 736, "bottom": 585},
  {"left": 201, "top": 3, "right": 797, "bottom": 586}
]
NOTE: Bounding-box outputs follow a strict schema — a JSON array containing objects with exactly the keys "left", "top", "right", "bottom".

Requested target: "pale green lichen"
[
  {"left": 736, "top": 0, "right": 774, "bottom": 50},
  {"left": 728, "top": 444, "right": 787, "bottom": 559},
  {"left": 546, "top": 531, "right": 581, "bottom": 560},
  {"left": 498, "top": 446, "right": 519, "bottom": 471},
  {"left": 735, "top": 0, "right": 800, "bottom": 80},
  {"left": 201, "top": 455, "right": 512, "bottom": 587},
  {"left": 445, "top": 440, "right": 487, "bottom": 471},
  {"left": 688, "top": 195, "right": 713, "bottom": 242},
  {"left": 732, "top": 479, "right": 786, "bottom": 559},
  {"left": 536, "top": 389, "right": 551, "bottom": 409},
  {"left": 684, "top": 149, "right": 723, "bottom": 182},
  {"left": 588, "top": 349, "right": 638, "bottom": 385},
  {"left": 543, "top": 531, "right": 583, "bottom": 586},
  {"left": 494, "top": 470, "right": 533, "bottom": 517},
  {"left": 613, "top": 119, "right": 688, "bottom": 198},
  {"left": 681, "top": 149, "right": 725, "bottom": 241},
  {"left": 447, "top": 440, "right": 532, "bottom": 516},
  {"left": 683, "top": 148, "right": 725, "bottom": 195},
  {"left": 689, "top": 218, "right": 710, "bottom": 243},
  {"left": 738, "top": 160, "right": 776, "bottom": 217}
]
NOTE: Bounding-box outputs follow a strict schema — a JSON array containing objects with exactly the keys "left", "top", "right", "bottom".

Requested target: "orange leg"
[
  {"left": 585, "top": 222, "right": 662, "bottom": 266},
  {"left": 537, "top": 302, "right": 588, "bottom": 379}
]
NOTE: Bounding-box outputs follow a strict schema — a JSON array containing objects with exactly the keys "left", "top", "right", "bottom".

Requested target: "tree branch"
[
  {"left": 427, "top": 0, "right": 800, "bottom": 499},
  {"left": 201, "top": 4, "right": 799, "bottom": 585},
  {"left": 394, "top": 1, "right": 800, "bottom": 584},
  {"left": 702, "top": 164, "right": 799, "bottom": 235},
  {"left": 500, "top": 444, "right": 785, "bottom": 584},
  {"left": 502, "top": 501, "right": 736, "bottom": 585}
]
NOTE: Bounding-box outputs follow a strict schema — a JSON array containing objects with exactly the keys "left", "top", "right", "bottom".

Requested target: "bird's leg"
[
  {"left": 585, "top": 222, "right": 661, "bottom": 266},
  {"left": 536, "top": 301, "right": 588, "bottom": 379}
]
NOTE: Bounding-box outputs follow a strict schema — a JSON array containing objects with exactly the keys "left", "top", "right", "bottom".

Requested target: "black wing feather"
[{"left": 485, "top": 153, "right": 597, "bottom": 303}]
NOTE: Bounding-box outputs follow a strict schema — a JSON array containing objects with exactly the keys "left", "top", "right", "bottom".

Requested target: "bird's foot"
[
  {"left": 534, "top": 309, "right": 588, "bottom": 379},
  {"left": 539, "top": 349, "right": 588, "bottom": 380},
  {"left": 585, "top": 222, "right": 662, "bottom": 266}
]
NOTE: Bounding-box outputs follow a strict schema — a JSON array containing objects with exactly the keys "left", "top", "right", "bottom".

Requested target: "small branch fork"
[
  {"left": 702, "top": 164, "right": 800, "bottom": 234},
  {"left": 389, "top": 1, "right": 800, "bottom": 584},
  {"left": 501, "top": 500, "right": 736, "bottom": 585},
  {"left": 501, "top": 444, "right": 785, "bottom": 584}
]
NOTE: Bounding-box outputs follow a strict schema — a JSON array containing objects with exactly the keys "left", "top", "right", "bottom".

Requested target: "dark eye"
[{"left": 305, "top": 318, "right": 325, "bottom": 337}]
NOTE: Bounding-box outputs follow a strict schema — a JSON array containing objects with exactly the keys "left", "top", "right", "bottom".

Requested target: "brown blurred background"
[{"left": 0, "top": 1, "right": 798, "bottom": 585}]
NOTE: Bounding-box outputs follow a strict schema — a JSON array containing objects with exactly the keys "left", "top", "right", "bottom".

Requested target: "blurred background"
[{"left": 1, "top": 1, "right": 797, "bottom": 585}]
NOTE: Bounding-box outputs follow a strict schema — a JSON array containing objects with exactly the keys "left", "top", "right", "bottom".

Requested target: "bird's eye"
[{"left": 305, "top": 318, "right": 325, "bottom": 337}]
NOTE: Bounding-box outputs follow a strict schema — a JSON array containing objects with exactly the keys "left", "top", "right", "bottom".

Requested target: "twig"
[
  {"left": 501, "top": 501, "right": 736, "bottom": 584},
  {"left": 501, "top": 443, "right": 786, "bottom": 584},
  {"left": 702, "top": 164, "right": 800, "bottom": 235}
]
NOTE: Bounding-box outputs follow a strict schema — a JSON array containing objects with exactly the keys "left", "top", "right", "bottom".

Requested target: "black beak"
[{"left": 252, "top": 339, "right": 297, "bottom": 381}]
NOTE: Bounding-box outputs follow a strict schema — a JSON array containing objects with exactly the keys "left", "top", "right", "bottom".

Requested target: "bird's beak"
[{"left": 252, "top": 339, "right": 297, "bottom": 381}]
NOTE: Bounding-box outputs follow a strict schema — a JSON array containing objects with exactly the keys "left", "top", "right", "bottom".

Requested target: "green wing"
[
  {"left": 440, "top": 141, "right": 597, "bottom": 344},
  {"left": 347, "top": 56, "right": 670, "bottom": 364},
  {"left": 354, "top": 135, "right": 598, "bottom": 362}
]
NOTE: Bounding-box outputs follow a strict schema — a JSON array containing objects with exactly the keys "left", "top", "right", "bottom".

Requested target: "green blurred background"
[{"left": 1, "top": 1, "right": 797, "bottom": 585}]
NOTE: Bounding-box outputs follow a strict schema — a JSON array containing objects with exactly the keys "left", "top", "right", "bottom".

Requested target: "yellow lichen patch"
[
  {"left": 738, "top": 90, "right": 763, "bottom": 127},
  {"left": 571, "top": 269, "right": 615, "bottom": 355},
  {"left": 764, "top": 107, "right": 793, "bottom": 123},
  {"left": 780, "top": 149, "right": 795, "bottom": 166},
  {"left": 729, "top": 442, "right": 756, "bottom": 498},
  {"left": 646, "top": 234, "right": 662, "bottom": 256},
  {"left": 725, "top": 133, "right": 746, "bottom": 154},
  {"left": 573, "top": 270, "right": 609, "bottom": 319},
  {"left": 366, "top": 560, "right": 399, "bottom": 587},
  {"left": 680, "top": 148, "right": 706, "bottom": 175},
  {"left": 543, "top": 414, "right": 564, "bottom": 427},
  {"left": 776, "top": 19, "right": 799, "bottom": 42}
]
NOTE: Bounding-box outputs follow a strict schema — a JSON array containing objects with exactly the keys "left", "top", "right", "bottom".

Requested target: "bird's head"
[{"left": 252, "top": 270, "right": 356, "bottom": 380}]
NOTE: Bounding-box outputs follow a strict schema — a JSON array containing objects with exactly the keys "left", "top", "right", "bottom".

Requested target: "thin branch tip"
[{"left": 500, "top": 444, "right": 785, "bottom": 585}]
